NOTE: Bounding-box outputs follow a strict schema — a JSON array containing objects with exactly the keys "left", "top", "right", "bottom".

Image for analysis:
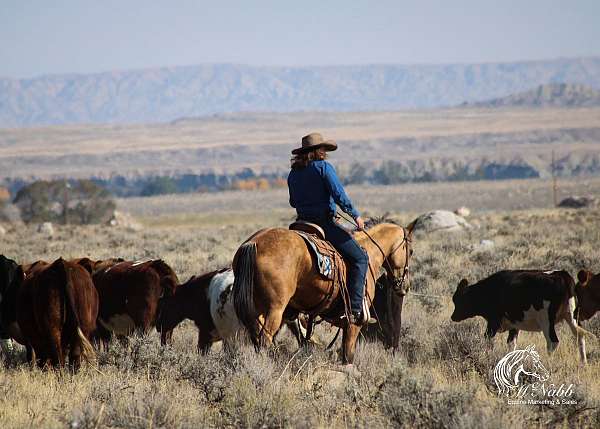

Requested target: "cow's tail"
[
  {"left": 150, "top": 259, "right": 179, "bottom": 297},
  {"left": 62, "top": 260, "right": 96, "bottom": 364},
  {"left": 233, "top": 242, "right": 259, "bottom": 347}
]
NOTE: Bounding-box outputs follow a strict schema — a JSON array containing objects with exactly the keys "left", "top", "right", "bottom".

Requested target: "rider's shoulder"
[{"left": 311, "top": 159, "right": 333, "bottom": 171}]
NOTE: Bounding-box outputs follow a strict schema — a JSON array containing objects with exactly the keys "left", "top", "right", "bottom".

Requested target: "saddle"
[{"left": 289, "top": 222, "right": 371, "bottom": 322}]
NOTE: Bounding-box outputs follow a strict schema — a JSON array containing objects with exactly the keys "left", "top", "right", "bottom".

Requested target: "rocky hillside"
[
  {"left": 1, "top": 57, "right": 599, "bottom": 127},
  {"left": 470, "top": 83, "right": 600, "bottom": 108}
]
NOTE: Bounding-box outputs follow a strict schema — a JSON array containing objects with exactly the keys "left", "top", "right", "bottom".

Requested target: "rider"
[{"left": 287, "top": 132, "right": 369, "bottom": 325}]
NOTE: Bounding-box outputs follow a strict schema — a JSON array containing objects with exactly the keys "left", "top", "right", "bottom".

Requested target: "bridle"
[{"left": 362, "top": 226, "right": 411, "bottom": 295}]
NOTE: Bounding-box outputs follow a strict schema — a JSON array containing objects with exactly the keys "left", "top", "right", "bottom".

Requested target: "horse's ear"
[
  {"left": 406, "top": 218, "right": 418, "bottom": 236},
  {"left": 578, "top": 270, "right": 593, "bottom": 286}
]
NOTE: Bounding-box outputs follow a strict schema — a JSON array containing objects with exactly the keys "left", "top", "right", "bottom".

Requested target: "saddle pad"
[
  {"left": 293, "top": 231, "right": 340, "bottom": 280},
  {"left": 292, "top": 230, "right": 372, "bottom": 321}
]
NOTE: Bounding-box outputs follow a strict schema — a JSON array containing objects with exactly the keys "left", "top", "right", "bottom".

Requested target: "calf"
[
  {"left": 17, "top": 258, "right": 98, "bottom": 369},
  {"left": 92, "top": 259, "right": 179, "bottom": 346},
  {"left": 451, "top": 270, "right": 593, "bottom": 363},
  {"left": 157, "top": 268, "right": 306, "bottom": 352},
  {"left": 575, "top": 270, "right": 600, "bottom": 322},
  {"left": 157, "top": 268, "right": 236, "bottom": 352}
]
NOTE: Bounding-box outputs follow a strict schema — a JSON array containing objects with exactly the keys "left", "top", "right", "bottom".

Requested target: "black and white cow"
[
  {"left": 157, "top": 268, "right": 306, "bottom": 352},
  {"left": 0, "top": 255, "right": 21, "bottom": 354},
  {"left": 451, "top": 270, "right": 593, "bottom": 363}
]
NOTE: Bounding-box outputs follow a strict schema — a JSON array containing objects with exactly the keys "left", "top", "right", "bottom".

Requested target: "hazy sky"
[{"left": 1, "top": 0, "right": 599, "bottom": 78}]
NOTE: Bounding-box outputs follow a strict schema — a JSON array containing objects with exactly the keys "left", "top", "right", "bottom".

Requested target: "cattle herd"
[{"left": 1, "top": 252, "right": 600, "bottom": 370}]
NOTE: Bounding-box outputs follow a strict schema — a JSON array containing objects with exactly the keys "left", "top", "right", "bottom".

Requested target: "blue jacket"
[{"left": 287, "top": 160, "right": 360, "bottom": 220}]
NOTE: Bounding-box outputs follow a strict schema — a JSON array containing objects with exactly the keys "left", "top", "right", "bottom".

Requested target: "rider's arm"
[
  {"left": 321, "top": 162, "right": 360, "bottom": 219},
  {"left": 287, "top": 175, "right": 297, "bottom": 208}
]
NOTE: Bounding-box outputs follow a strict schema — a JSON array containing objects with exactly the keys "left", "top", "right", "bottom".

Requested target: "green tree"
[
  {"left": 13, "top": 179, "right": 115, "bottom": 224},
  {"left": 140, "top": 176, "right": 178, "bottom": 196}
]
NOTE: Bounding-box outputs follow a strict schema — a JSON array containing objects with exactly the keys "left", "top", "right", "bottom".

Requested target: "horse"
[
  {"left": 157, "top": 268, "right": 309, "bottom": 352},
  {"left": 232, "top": 220, "right": 414, "bottom": 368},
  {"left": 493, "top": 344, "right": 550, "bottom": 396}
]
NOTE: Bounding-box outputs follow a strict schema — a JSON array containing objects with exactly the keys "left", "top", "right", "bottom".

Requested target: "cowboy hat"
[{"left": 291, "top": 132, "right": 338, "bottom": 155}]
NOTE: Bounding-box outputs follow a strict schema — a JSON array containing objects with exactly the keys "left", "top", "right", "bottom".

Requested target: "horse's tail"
[{"left": 233, "top": 242, "right": 259, "bottom": 347}]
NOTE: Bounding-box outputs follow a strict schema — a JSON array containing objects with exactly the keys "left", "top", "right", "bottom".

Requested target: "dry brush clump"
[{"left": 1, "top": 205, "right": 600, "bottom": 427}]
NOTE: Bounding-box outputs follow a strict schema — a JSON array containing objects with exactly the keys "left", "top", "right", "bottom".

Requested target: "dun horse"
[{"left": 233, "top": 221, "right": 414, "bottom": 367}]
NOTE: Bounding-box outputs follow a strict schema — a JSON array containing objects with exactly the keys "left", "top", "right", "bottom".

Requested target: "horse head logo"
[{"left": 493, "top": 344, "right": 550, "bottom": 396}]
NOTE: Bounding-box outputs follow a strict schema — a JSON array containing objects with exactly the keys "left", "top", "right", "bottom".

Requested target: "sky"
[{"left": 1, "top": 0, "right": 599, "bottom": 78}]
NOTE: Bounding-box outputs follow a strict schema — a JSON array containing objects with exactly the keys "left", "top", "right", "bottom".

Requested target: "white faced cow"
[{"left": 451, "top": 270, "right": 594, "bottom": 364}]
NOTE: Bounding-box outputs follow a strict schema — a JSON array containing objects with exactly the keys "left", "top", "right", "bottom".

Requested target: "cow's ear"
[
  {"left": 15, "top": 265, "right": 25, "bottom": 282},
  {"left": 457, "top": 278, "right": 469, "bottom": 292},
  {"left": 577, "top": 270, "right": 592, "bottom": 286},
  {"left": 77, "top": 258, "right": 95, "bottom": 274}
]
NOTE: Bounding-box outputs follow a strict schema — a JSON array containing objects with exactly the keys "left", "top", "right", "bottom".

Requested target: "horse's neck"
[{"left": 357, "top": 224, "right": 398, "bottom": 269}]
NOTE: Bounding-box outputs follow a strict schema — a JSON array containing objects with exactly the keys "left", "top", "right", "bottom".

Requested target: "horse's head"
[{"left": 520, "top": 345, "right": 550, "bottom": 382}]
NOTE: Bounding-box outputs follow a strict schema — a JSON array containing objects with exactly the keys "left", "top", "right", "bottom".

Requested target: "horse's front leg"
[
  {"left": 341, "top": 323, "right": 362, "bottom": 376},
  {"left": 388, "top": 293, "right": 405, "bottom": 351}
]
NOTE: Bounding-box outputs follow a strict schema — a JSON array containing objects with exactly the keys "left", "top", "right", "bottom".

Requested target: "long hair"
[{"left": 291, "top": 149, "right": 327, "bottom": 169}]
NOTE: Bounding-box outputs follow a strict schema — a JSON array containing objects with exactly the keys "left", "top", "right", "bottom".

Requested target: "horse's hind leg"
[{"left": 260, "top": 307, "right": 285, "bottom": 347}]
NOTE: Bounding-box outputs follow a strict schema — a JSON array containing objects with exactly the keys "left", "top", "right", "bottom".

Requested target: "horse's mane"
[{"left": 364, "top": 213, "right": 398, "bottom": 230}]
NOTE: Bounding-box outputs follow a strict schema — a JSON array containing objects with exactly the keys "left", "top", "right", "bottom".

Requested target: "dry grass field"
[
  {"left": 1, "top": 178, "right": 600, "bottom": 428},
  {"left": 1, "top": 107, "right": 599, "bottom": 179}
]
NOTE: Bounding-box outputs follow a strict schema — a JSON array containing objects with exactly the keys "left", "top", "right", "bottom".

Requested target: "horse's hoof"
[{"left": 340, "top": 364, "right": 361, "bottom": 378}]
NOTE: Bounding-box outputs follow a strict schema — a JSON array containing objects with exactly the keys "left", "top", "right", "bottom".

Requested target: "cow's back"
[{"left": 93, "top": 260, "right": 175, "bottom": 334}]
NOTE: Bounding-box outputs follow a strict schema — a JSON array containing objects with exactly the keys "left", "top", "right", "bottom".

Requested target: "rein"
[{"left": 338, "top": 211, "right": 411, "bottom": 295}]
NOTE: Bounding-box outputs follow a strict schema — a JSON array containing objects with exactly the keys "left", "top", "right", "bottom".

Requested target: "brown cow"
[
  {"left": 575, "top": 270, "right": 600, "bottom": 322},
  {"left": 17, "top": 257, "right": 98, "bottom": 369},
  {"left": 92, "top": 259, "right": 179, "bottom": 345}
]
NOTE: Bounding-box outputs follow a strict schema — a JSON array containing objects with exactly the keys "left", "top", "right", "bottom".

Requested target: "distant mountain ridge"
[
  {"left": 1, "top": 57, "right": 600, "bottom": 127},
  {"left": 470, "top": 83, "right": 600, "bottom": 107}
]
